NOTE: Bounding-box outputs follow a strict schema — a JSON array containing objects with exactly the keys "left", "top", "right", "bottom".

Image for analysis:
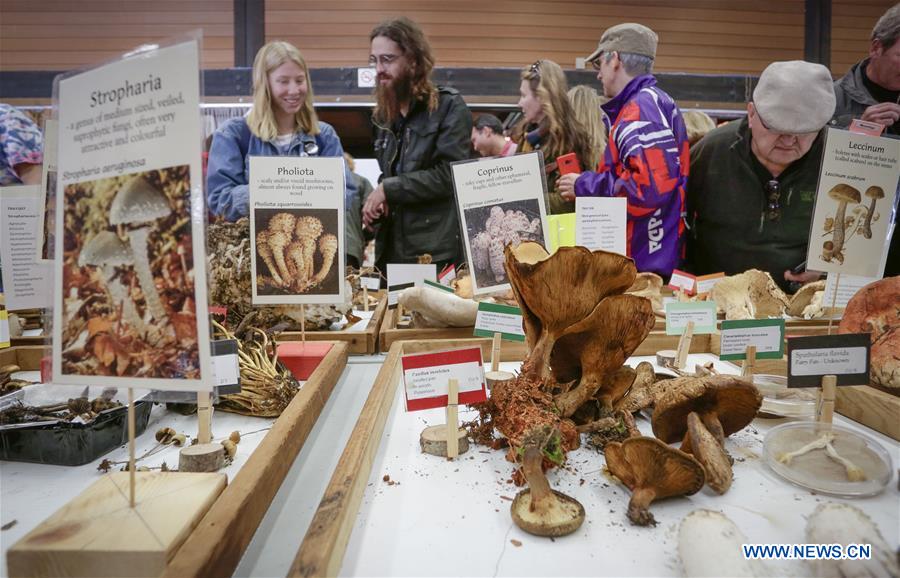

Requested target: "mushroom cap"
[
  {"left": 109, "top": 176, "right": 171, "bottom": 226},
  {"left": 651, "top": 375, "right": 762, "bottom": 444},
  {"left": 786, "top": 280, "right": 825, "bottom": 317},
  {"left": 604, "top": 436, "right": 705, "bottom": 499},
  {"left": 687, "top": 411, "right": 733, "bottom": 494},
  {"left": 865, "top": 186, "right": 885, "bottom": 199},
  {"left": 510, "top": 488, "right": 586, "bottom": 537},
  {"left": 827, "top": 183, "right": 861, "bottom": 204},
  {"left": 78, "top": 230, "right": 134, "bottom": 268}
]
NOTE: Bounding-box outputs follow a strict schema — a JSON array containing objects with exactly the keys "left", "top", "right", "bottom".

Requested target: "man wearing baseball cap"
[
  {"left": 558, "top": 23, "right": 689, "bottom": 281},
  {"left": 686, "top": 60, "right": 836, "bottom": 291}
]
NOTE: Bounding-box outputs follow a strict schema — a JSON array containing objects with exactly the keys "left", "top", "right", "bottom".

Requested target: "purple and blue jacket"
[{"left": 574, "top": 75, "right": 689, "bottom": 279}]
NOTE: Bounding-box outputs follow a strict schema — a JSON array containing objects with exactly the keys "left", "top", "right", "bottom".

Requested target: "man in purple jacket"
[{"left": 558, "top": 23, "right": 689, "bottom": 280}]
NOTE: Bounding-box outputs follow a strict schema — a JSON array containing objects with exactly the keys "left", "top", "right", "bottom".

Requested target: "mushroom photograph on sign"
[
  {"left": 59, "top": 165, "right": 202, "bottom": 379},
  {"left": 252, "top": 208, "right": 340, "bottom": 296}
]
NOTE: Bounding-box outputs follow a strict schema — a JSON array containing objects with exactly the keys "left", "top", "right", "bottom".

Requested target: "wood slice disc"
[
  {"left": 485, "top": 370, "right": 515, "bottom": 390},
  {"left": 656, "top": 350, "right": 677, "bottom": 368},
  {"left": 420, "top": 425, "right": 469, "bottom": 457},
  {"left": 179, "top": 443, "right": 225, "bottom": 472}
]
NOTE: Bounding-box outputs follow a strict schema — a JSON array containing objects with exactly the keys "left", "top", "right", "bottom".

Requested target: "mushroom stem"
[
  {"left": 830, "top": 201, "right": 849, "bottom": 258},
  {"left": 620, "top": 410, "right": 641, "bottom": 438},
  {"left": 824, "top": 439, "right": 867, "bottom": 481},
  {"left": 777, "top": 432, "right": 834, "bottom": 465},
  {"left": 127, "top": 226, "right": 168, "bottom": 324},
  {"left": 700, "top": 411, "right": 726, "bottom": 446},
  {"left": 627, "top": 487, "right": 659, "bottom": 526},
  {"left": 688, "top": 412, "right": 733, "bottom": 494},
  {"left": 861, "top": 197, "right": 878, "bottom": 239},
  {"left": 103, "top": 269, "right": 146, "bottom": 335},
  {"left": 521, "top": 446, "right": 553, "bottom": 514}
]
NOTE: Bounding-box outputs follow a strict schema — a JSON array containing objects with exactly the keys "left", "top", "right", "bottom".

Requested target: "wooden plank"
[
  {"left": 289, "top": 341, "right": 403, "bottom": 578},
  {"left": 277, "top": 296, "right": 387, "bottom": 354},
  {"left": 836, "top": 386, "right": 900, "bottom": 442},
  {"left": 160, "top": 341, "right": 350, "bottom": 578},
  {"left": 7, "top": 472, "right": 226, "bottom": 578}
]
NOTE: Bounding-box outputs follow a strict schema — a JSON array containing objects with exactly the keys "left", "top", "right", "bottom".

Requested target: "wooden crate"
[
  {"left": 276, "top": 297, "right": 387, "bottom": 354},
  {"left": 0, "top": 345, "right": 48, "bottom": 370}
]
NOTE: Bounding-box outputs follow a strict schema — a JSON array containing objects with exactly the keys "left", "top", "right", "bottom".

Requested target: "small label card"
[
  {"left": 438, "top": 264, "right": 456, "bottom": 285},
  {"left": 787, "top": 333, "right": 870, "bottom": 387},
  {"left": 695, "top": 272, "right": 725, "bottom": 297},
  {"left": 822, "top": 273, "right": 877, "bottom": 309},
  {"left": 424, "top": 279, "right": 454, "bottom": 293},
  {"left": 402, "top": 347, "right": 487, "bottom": 411},
  {"left": 668, "top": 269, "right": 696, "bottom": 295},
  {"left": 473, "top": 302, "right": 526, "bottom": 342},
  {"left": 387, "top": 263, "right": 436, "bottom": 307},
  {"left": 719, "top": 319, "right": 785, "bottom": 361},
  {"left": 575, "top": 197, "right": 627, "bottom": 254},
  {"left": 1, "top": 185, "right": 52, "bottom": 310},
  {"left": 849, "top": 119, "right": 884, "bottom": 137},
  {"left": 360, "top": 275, "right": 381, "bottom": 291},
  {"left": 211, "top": 339, "right": 240, "bottom": 395},
  {"left": 665, "top": 301, "right": 717, "bottom": 335}
]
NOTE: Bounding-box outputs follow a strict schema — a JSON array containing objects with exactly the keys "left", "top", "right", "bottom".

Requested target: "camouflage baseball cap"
[{"left": 586, "top": 23, "right": 658, "bottom": 62}]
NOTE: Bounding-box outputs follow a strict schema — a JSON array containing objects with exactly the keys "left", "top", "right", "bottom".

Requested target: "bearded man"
[{"left": 362, "top": 17, "right": 473, "bottom": 272}]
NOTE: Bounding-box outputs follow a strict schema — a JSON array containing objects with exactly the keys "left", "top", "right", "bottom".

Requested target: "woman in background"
[
  {"left": 517, "top": 60, "right": 592, "bottom": 214},
  {"left": 567, "top": 85, "right": 608, "bottom": 171},
  {"left": 207, "top": 41, "right": 355, "bottom": 221}
]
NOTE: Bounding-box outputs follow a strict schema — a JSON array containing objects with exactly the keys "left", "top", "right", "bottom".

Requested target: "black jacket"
[
  {"left": 373, "top": 86, "right": 472, "bottom": 267},
  {"left": 831, "top": 59, "right": 900, "bottom": 137}
]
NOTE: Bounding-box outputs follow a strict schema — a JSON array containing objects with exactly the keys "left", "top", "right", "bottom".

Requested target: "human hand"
[
  {"left": 783, "top": 269, "right": 822, "bottom": 284},
  {"left": 362, "top": 184, "right": 388, "bottom": 229},
  {"left": 860, "top": 102, "right": 900, "bottom": 128},
  {"left": 557, "top": 172, "right": 580, "bottom": 202}
]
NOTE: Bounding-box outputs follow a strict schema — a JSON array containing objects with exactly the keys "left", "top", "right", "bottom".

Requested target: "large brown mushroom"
[
  {"left": 822, "top": 183, "right": 861, "bottom": 263},
  {"left": 860, "top": 186, "right": 884, "bottom": 239},
  {"left": 510, "top": 446, "right": 585, "bottom": 537},
  {"left": 651, "top": 375, "right": 762, "bottom": 451},
  {"left": 710, "top": 269, "right": 789, "bottom": 320},
  {"left": 604, "top": 436, "right": 705, "bottom": 526},
  {"left": 504, "top": 242, "right": 637, "bottom": 381},
  {"left": 838, "top": 276, "right": 900, "bottom": 389}
]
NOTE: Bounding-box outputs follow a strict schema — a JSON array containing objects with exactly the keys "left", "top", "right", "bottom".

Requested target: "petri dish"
[{"left": 763, "top": 421, "right": 893, "bottom": 497}]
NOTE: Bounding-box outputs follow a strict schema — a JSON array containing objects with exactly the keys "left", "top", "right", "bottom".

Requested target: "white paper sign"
[
  {"left": 53, "top": 38, "right": 211, "bottom": 391},
  {"left": 822, "top": 273, "right": 877, "bottom": 309},
  {"left": 720, "top": 326, "right": 782, "bottom": 356},
  {"left": 249, "top": 156, "right": 346, "bottom": 305},
  {"left": 451, "top": 152, "right": 549, "bottom": 295},
  {"left": 404, "top": 361, "right": 484, "bottom": 401},
  {"left": 37, "top": 119, "right": 57, "bottom": 261},
  {"left": 806, "top": 128, "right": 899, "bottom": 277},
  {"left": 790, "top": 347, "right": 868, "bottom": 376},
  {"left": 575, "top": 196, "right": 627, "bottom": 254},
  {"left": 360, "top": 276, "right": 381, "bottom": 291},
  {"left": 211, "top": 352, "right": 239, "bottom": 387},
  {"left": 357, "top": 67, "right": 376, "bottom": 88},
  {"left": 0, "top": 186, "right": 52, "bottom": 310},
  {"left": 387, "top": 263, "right": 436, "bottom": 306}
]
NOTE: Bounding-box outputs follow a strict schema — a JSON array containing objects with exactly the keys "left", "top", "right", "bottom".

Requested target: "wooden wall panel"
[
  {"left": 0, "top": 0, "right": 233, "bottom": 70},
  {"left": 830, "top": 0, "right": 896, "bottom": 78},
  {"left": 265, "top": 0, "right": 806, "bottom": 74}
]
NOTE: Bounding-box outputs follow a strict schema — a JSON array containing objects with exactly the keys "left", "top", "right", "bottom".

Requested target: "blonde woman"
[
  {"left": 567, "top": 84, "right": 608, "bottom": 170},
  {"left": 682, "top": 109, "right": 717, "bottom": 146},
  {"left": 517, "top": 59, "right": 592, "bottom": 214},
  {"left": 207, "top": 41, "right": 354, "bottom": 220}
]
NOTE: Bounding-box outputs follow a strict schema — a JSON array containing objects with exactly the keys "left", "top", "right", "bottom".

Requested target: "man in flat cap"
[
  {"left": 686, "top": 60, "right": 836, "bottom": 291},
  {"left": 831, "top": 3, "right": 900, "bottom": 137},
  {"left": 558, "top": 23, "right": 689, "bottom": 281}
]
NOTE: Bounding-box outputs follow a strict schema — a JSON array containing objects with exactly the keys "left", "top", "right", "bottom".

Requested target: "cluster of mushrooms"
[
  {"left": 78, "top": 176, "right": 174, "bottom": 338},
  {"left": 255, "top": 213, "right": 337, "bottom": 292},
  {"left": 482, "top": 242, "right": 763, "bottom": 536},
  {"left": 821, "top": 183, "right": 883, "bottom": 264}
]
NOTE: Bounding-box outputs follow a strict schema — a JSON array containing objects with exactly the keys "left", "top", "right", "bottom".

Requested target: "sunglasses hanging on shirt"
[{"left": 765, "top": 179, "right": 781, "bottom": 221}]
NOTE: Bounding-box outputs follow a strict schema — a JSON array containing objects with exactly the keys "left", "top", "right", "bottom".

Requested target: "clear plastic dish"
[
  {"left": 763, "top": 421, "right": 893, "bottom": 497},
  {"left": 754, "top": 374, "right": 817, "bottom": 418}
]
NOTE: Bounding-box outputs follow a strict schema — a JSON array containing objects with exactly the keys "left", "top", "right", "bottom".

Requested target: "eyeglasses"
[
  {"left": 765, "top": 179, "right": 781, "bottom": 221},
  {"left": 528, "top": 60, "right": 542, "bottom": 78},
  {"left": 368, "top": 54, "right": 399, "bottom": 67},
  {"left": 590, "top": 58, "right": 603, "bottom": 71}
]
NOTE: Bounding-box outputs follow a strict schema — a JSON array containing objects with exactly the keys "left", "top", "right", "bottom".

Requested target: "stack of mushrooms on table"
[{"left": 469, "top": 241, "right": 765, "bottom": 534}]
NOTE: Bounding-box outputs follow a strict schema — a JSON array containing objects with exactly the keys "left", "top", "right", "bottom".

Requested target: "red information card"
[{"left": 401, "top": 347, "right": 487, "bottom": 411}]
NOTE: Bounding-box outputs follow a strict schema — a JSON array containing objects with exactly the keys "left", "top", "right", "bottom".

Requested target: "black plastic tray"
[{"left": 0, "top": 400, "right": 152, "bottom": 466}]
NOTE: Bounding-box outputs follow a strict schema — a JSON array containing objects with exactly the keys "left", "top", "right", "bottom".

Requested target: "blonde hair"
[
  {"left": 567, "top": 85, "right": 607, "bottom": 169},
  {"left": 521, "top": 60, "right": 592, "bottom": 170},
  {"left": 682, "top": 110, "right": 716, "bottom": 145},
  {"left": 247, "top": 41, "right": 320, "bottom": 141}
]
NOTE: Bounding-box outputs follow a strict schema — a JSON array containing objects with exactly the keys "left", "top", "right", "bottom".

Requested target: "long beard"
[{"left": 374, "top": 74, "right": 413, "bottom": 125}]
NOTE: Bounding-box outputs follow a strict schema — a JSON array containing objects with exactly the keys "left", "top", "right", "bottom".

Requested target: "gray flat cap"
[
  {"left": 586, "top": 23, "right": 658, "bottom": 62},
  {"left": 752, "top": 60, "right": 836, "bottom": 134}
]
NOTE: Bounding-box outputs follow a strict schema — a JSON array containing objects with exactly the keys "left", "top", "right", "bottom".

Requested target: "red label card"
[
  {"left": 401, "top": 347, "right": 487, "bottom": 411},
  {"left": 668, "top": 269, "right": 697, "bottom": 295}
]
